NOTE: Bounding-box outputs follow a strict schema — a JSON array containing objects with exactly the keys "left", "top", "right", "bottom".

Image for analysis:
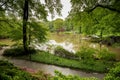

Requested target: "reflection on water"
[
  {"left": 0, "top": 33, "right": 120, "bottom": 80},
  {"left": 108, "top": 47, "right": 120, "bottom": 60},
  {"left": 31, "top": 40, "right": 75, "bottom": 54},
  {"left": 48, "top": 33, "right": 120, "bottom": 60},
  {"left": 31, "top": 33, "right": 120, "bottom": 60}
]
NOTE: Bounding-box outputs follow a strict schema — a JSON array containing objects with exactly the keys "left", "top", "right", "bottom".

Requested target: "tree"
[
  {"left": 53, "top": 18, "right": 64, "bottom": 34},
  {"left": 69, "top": 0, "right": 120, "bottom": 50},
  {"left": 0, "top": 0, "right": 62, "bottom": 53},
  {"left": 64, "top": 17, "right": 74, "bottom": 31},
  {"left": 70, "top": 0, "right": 120, "bottom": 13},
  {"left": 70, "top": 0, "right": 120, "bottom": 36}
]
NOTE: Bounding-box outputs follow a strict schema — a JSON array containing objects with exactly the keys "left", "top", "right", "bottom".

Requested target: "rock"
[{"left": 0, "top": 47, "right": 2, "bottom": 50}]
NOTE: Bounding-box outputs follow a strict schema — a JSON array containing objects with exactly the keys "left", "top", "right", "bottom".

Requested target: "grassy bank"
[
  {"left": 17, "top": 50, "right": 114, "bottom": 73},
  {"left": 3, "top": 47, "right": 115, "bottom": 73}
]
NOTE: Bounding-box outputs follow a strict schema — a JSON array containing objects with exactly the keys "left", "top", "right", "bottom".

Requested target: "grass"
[
  {"left": 28, "top": 51, "right": 114, "bottom": 73},
  {"left": 0, "top": 39, "right": 15, "bottom": 46}
]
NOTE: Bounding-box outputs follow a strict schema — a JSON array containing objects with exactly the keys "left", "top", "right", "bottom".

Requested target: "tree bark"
[{"left": 23, "top": 0, "right": 28, "bottom": 53}]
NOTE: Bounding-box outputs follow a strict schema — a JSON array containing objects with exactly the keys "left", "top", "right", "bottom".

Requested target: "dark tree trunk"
[{"left": 23, "top": 0, "right": 29, "bottom": 53}]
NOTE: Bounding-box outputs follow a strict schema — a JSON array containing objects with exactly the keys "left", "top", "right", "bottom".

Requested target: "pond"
[
  {"left": 32, "top": 33, "right": 120, "bottom": 60},
  {"left": 0, "top": 33, "right": 119, "bottom": 80}
]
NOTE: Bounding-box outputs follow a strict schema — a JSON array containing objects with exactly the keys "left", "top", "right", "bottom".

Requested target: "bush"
[
  {"left": 76, "top": 47, "right": 96, "bottom": 60},
  {"left": 33, "top": 71, "right": 51, "bottom": 80},
  {"left": 112, "top": 43, "right": 120, "bottom": 48},
  {"left": 3, "top": 46, "right": 36, "bottom": 57},
  {"left": 75, "top": 47, "right": 116, "bottom": 61},
  {"left": 0, "top": 60, "right": 37, "bottom": 80},
  {"left": 97, "top": 49, "right": 116, "bottom": 61},
  {"left": 51, "top": 70, "right": 98, "bottom": 80},
  {"left": 54, "top": 46, "right": 77, "bottom": 59},
  {"left": 104, "top": 62, "right": 120, "bottom": 80}
]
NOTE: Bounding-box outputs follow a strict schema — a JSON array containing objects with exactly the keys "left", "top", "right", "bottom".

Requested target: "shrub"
[
  {"left": 75, "top": 47, "right": 96, "bottom": 60},
  {"left": 75, "top": 47, "right": 116, "bottom": 61},
  {"left": 97, "top": 49, "right": 116, "bottom": 61},
  {"left": 3, "top": 46, "right": 36, "bottom": 57},
  {"left": 33, "top": 71, "right": 51, "bottom": 80},
  {"left": 54, "top": 46, "right": 77, "bottom": 59},
  {"left": 0, "top": 60, "right": 37, "bottom": 80},
  {"left": 104, "top": 62, "right": 120, "bottom": 80},
  {"left": 112, "top": 43, "right": 120, "bottom": 48},
  {"left": 51, "top": 70, "right": 98, "bottom": 80}
]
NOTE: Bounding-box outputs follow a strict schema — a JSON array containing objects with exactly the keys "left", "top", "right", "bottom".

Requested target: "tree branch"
[
  {"left": 88, "top": 4, "right": 120, "bottom": 13},
  {"left": 0, "top": 1, "right": 7, "bottom": 8},
  {"left": 0, "top": 19, "right": 14, "bottom": 27}
]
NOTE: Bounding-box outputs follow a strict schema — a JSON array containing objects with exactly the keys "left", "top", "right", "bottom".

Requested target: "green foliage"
[
  {"left": 0, "top": 18, "right": 12, "bottom": 39},
  {"left": 3, "top": 46, "right": 36, "bottom": 57},
  {"left": 2, "top": 46, "right": 115, "bottom": 73},
  {"left": 112, "top": 43, "right": 120, "bottom": 48},
  {"left": 0, "top": 0, "right": 62, "bottom": 20},
  {"left": 69, "top": 0, "right": 120, "bottom": 36},
  {"left": 0, "top": 60, "right": 37, "bottom": 80},
  {"left": 28, "top": 21, "right": 47, "bottom": 43},
  {"left": 28, "top": 51, "right": 114, "bottom": 73},
  {"left": 33, "top": 71, "right": 51, "bottom": 80},
  {"left": 97, "top": 49, "right": 116, "bottom": 61},
  {"left": 104, "top": 62, "right": 120, "bottom": 80},
  {"left": 76, "top": 47, "right": 96, "bottom": 60},
  {"left": 3, "top": 19, "right": 48, "bottom": 46},
  {"left": 0, "top": 0, "right": 63, "bottom": 54},
  {"left": 51, "top": 70, "right": 98, "bottom": 80},
  {"left": 8, "top": 20, "right": 23, "bottom": 41},
  {"left": 76, "top": 47, "right": 116, "bottom": 61},
  {"left": 53, "top": 18, "right": 64, "bottom": 31},
  {"left": 54, "top": 46, "right": 76, "bottom": 59}
]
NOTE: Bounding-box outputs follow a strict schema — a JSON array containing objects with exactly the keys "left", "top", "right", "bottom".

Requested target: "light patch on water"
[
  {"left": 31, "top": 40, "right": 75, "bottom": 54},
  {"left": 89, "top": 44, "right": 96, "bottom": 48}
]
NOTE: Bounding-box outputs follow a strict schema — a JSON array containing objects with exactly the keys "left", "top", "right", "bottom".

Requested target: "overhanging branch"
[
  {"left": 0, "top": 19, "right": 14, "bottom": 27},
  {"left": 88, "top": 4, "right": 120, "bottom": 13}
]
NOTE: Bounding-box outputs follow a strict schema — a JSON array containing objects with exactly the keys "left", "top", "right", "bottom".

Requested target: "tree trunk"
[{"left": 23, "top": 0, "right": 28, "bottom": 53}]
